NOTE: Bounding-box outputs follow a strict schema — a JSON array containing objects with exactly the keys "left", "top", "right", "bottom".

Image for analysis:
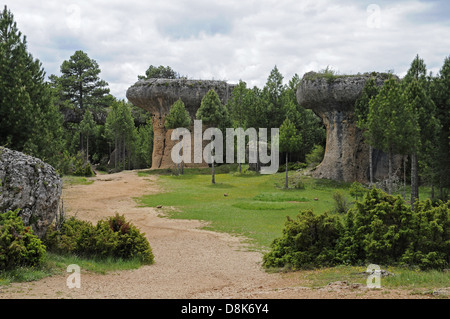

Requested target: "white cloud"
[{"left": 3, "top": 0, "right": 450, "bottom": 99}]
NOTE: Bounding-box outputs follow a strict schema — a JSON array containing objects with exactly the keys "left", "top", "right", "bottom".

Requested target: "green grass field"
[
  {"left": 136, "top": 166, "right": 449, "bottom": 294},
  {"left": 137, "top": 166, "right": 353, "bottom": 250}
]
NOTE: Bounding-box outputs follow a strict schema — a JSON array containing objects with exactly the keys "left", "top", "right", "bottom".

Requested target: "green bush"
[
  {"left": 43, "top": 214, "right": 154, "bottom": 264},
  {"left": 336, "top": 188, "right": 414, "bottom": 265},
  {"left": 305, "top": 145, "right": 324, "bottom": 167},
  {"left": 53, "top": 151, "right": 94, "bottom": 177},
  {"left": 400, "top": 200, "right": 450, "bottom": 270},
  {"left": 264, "top": 188, "right": 449, "bottom": 270},
  {"left": 332, "top": 190, "right": 350, "bottom": 214},
  {"left": 277, "top": 162, "right": 307, "bottom": 173},
  {"left": 0, "top": 210, "right": 46, "bottom": 270},
  {"left": 263, "top": 210, "right": 341, "bottom": 269}
]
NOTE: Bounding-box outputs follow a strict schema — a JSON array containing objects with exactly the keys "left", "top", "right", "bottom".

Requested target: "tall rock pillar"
[
  {"left": 126, "top": 79, "right": 234, "bottom": 169},
  {"left": 296, "top": 72, "right": 399, "bottom": 183}
]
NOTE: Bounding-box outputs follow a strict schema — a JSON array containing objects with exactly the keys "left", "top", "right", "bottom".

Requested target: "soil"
[{"left": 0, "top": 170, "right": 436, "bottom": 299}]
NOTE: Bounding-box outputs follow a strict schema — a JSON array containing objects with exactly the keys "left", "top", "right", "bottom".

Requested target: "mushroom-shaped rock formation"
[
  {"left": 296, "top": 72, "right": 399, "bottom": 183},
  {"left": 127, "top": 78, "right": 235, "bottom": 169}
]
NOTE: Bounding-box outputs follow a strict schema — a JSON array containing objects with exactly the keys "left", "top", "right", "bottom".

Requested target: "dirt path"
[{"left": 0, "top": 171, "right": 432, "bottom": 299}]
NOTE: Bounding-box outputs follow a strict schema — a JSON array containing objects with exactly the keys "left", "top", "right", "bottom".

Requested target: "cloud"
[{"left": 3, "top": 0, "right": 450, "bottom": 99}]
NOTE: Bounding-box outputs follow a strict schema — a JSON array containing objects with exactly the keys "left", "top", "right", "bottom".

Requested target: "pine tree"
[
  {"left": 105, "top": 100, "right": 137, "bottom": 170},
  {"left": 79, "top": 109, "right": 97, "bottom": 162},
  {"left": 279, "top": 118, "right": 302, "bottom": 189},
  {"left": 165, "top": 99, "right": 191, "bottom": 130},
  {"left": 366, "top": 76, "right": 419, "bottom": 194},
  {"left": 50, "top": 50, "right": 113, "bottom": 113},
  {"left": 355, "top": 77, "right": 380, "bottom": 185},
  {"left": 165, "top": 98, "right": 191, "bottom": 175},
  {"left": 263, "top": 66, "right": 286, "bottom": 130},
  {"left": 196, "top": 89, "right": 229, "bottom": 183},
  {"left": 0, "top": 6, "right": 64, "bottom": 165},
  {"left": 431, "top": 56, "right": 450, "bottom": 199},
  {"left": 227, "top": 80, "right": 250, "bottom": 173},
  {"left": 138, "top": 65, "right": 180, "bottom": 80}
]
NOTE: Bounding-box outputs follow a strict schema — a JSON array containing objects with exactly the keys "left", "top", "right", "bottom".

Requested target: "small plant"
[
  {"left": 263, "top": 210, "right": 341, "bottom": 270},
  {"left": 43, "top": 213, "right": 154, "bottom": 265},
  {"left": 264, "top": 188, "right": 449, "bottom": 271},
  {"left": 305, "top": 145, "right": 324, "bottom": 168},
  {"left": 349, "top": 182, "right": 367, "bottom": 201},
  {"left": 332, "top": 190, "right": 350, "bottom": 214},
  {"left": 0, "top": 210, "right": 46, "bottom": 270}
]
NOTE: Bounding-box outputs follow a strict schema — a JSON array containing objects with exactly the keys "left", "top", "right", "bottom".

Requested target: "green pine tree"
[
  {"left": 366, "top": 76, "right": 420, "bottom": 194},
  {"left": 279, "top": 118, "right": 302, "bottom": 189},
  {"left": 197, "top": 89, "right": 229, "bottom": 183},
  {"left": 0, "top": 6, "right": 64, "bottom": 165}
]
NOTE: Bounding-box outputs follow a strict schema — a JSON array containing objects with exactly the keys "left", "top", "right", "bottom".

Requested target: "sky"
[{"left": 3, "top": 0, "right": 450, "bottom": 99}]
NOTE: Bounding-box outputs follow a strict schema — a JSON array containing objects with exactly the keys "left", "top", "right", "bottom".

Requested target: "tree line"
[
  {"left": 355, "top": 55, "right": 450, "bottom": 205},
  {"left": 1, "top": 5, "right": 449, "bottom": 204}
]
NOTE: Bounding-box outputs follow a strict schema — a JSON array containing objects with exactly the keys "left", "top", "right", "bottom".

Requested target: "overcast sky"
[{"left": 4, "top": 0, "right": 450, "bottom": 99}]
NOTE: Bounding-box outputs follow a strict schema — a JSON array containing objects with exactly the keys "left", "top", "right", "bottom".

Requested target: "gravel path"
[{"left": 0, "top": 171, "right": 431, "bottom": 299}]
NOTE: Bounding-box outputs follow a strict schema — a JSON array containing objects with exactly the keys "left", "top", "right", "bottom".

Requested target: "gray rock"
[
  {"left": 0, "top": 147, "right": 62, "bottom": 238},
  {"left": 126, "top": 78, "right": 234, "bottom": 118},
  {"left": 126, "top": 78, "right": 235, "bottom": 169},
  {"left": 296, "top": 72, "right": 401, "bottom": 183}
]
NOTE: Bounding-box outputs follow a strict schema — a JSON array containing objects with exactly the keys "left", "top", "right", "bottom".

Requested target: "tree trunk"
[
  {"left": 403, "top": 155, "right": 407, "bottom": 200},
  {"left": 211, "top": 138, "right": 215, "bottom": 184},
  {"left": 285, "top": 152, "right": 289, "bottom": 189},
  {"left": 122, "top": 137, "right": 126, "bottom": 170},
  {"left": 388, "top": 149, "right": 393, "bottom": 195},
  {"left": 238, "top": 120, "right": 242, "bottom": 174},
  {"left": 86, "top": 136, "right": 90, "bottom": 163},
  {"left": 411, "top": 152, "right": 419, "bottom": 209},
  {"left": 114, "top": 134, "right": 118, "bottom": 170},
  {"left": 369, "top": 145, "right": 373, "bottom": 186}
]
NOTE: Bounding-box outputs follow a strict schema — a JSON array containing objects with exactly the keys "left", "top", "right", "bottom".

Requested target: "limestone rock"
[
  {"left": 296, "top": 72, "right": 399, "bottom": 183},
  {"left": 127, "top": 78, "right": 234, "bottom": 169},
  {"left": 0, "top": 147, "right": 62, "bottom": 238}
]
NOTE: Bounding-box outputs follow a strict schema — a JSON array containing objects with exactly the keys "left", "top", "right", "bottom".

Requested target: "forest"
[{"left": 1, "top": 6, "right": 449, "bottom": 202}]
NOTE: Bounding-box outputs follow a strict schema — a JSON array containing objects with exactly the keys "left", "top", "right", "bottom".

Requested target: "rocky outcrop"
[
  {"left": 296, "top": 72, "right": 399, "bottom": 183},
  {"left": 127, "top": 79, "right": 234, "bottom": 169},
  {"left": 0, "top": 147, "right": 62, "bottom": 238}
]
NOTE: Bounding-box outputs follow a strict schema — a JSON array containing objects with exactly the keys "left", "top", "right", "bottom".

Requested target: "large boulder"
[
  {"left": 0, "top": 147, "right": 62, "bottom": 238},
  {"left": 296, "top": 72, "right": 400, "bottom": 183},
  {"left": 127, "top": 78, "right": 235, "bottom": 169}
]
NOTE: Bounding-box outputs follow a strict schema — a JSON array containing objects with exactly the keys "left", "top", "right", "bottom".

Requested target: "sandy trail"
[{"left": 0, "top": 170, "right": 431, "bottom": 299}]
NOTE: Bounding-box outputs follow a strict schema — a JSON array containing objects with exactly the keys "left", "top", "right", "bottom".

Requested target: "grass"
[
  {"left": 62, "top": 175, "right": 95, "bottom": 187},
  {"left": 137, "top": 166, "right": 351, "bottom": 250},
  {"left": 290, "top": 265, "right": 450, "bottom": 292},
  {"left": 136, "top": 165, "right": 449, "bottom": 295},
  {"left": 0, "top": 253, "right": 142, "bottom": 286}
]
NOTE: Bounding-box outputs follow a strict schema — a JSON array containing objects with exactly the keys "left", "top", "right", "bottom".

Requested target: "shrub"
[
  {"left": 400, "top": 200, "right": 449, "bottom": 270},
  {"left": 336, "top": 188, "right": 414, "bottom": 266},
  {"left": 53, "top": 151, "right": 95, "bottom": 177},
  {"left": 263, "top": 210, "right": 342, "bottom": 269},
  {"left": 332, "top": 190, "right": 350, "bottom": 214},
  {"left": 277, "top": 162, "right": 307, "bottom": 173},
  {"left": 349, "top": 182, "right": 367, "bottom": 201},
  {"left": 264, "top": 188, "right": 449, "bottom": 270},
  {"left": 0, "top": 210, "right": 46, "bottom": 270},
  {"left": 43, "top": 214, "right": 154, "bottom": 265},
  {"left": 305, "top": 145, "right": 324, "bottom": 167}
]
